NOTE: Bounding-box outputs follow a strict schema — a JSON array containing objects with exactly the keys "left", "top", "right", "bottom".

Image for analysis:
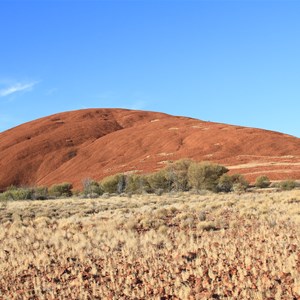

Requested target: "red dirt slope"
[{"left": 0, "top": 108, "right": 299, "bottom": 190}]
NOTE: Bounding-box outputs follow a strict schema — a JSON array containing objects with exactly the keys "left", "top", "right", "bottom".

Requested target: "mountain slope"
[{"left": 0, "top": 108, "right": 299, "bottom": 190}]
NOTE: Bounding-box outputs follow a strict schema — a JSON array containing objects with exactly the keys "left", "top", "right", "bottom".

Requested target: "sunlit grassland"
[{"left": 0, "top": 190, "right": 300, "bottom": 299}]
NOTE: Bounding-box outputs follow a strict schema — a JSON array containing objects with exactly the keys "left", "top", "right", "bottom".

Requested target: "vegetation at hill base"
[
  {"left": 255, "top": 175, "right": 271, "bottom": 189},
  {"left": 0, "top": 159, "right": 298, "bottom": 201}
]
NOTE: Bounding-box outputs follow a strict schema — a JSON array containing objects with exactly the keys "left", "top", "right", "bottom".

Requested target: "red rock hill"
[{"left": 0, "top": 108, "right": 299, "bottom": 190}]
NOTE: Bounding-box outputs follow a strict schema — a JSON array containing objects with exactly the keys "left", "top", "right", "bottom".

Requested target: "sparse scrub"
[
  {"left": 125, "top": 174, "right": 151, "bottom": 194},
  {"left": 165, "top": 159, "right": 192, "bottom": 191},
  {"left": 188, "top": 161, "right": 228, "bottom": 191},
  {"left": 0, "top": 159, "right": 297, "bottom": 204},
  {"left": 279, "top": 179, "right": 297, "bottom": 190},
  {"left": 0, "top": 191, "right": 299, "bottom": 298},
  {"left": 146, "top": 169, "right": 172, "bottom": 193},
  {"left": 0, "top": 186, "right": 49, "bottom": 201},
  {"left": 0, "top": 187, "right": 34, "bottom": 200},
  {"left": 100, "top": 174, "right": 126, "bottom": 194},
  {"left": 255, "top": 175, "right": 271, "bottom": 188},
  {"left": 48, "top": 182, "right": 73, "bottom": 198},
  {"left": 231, "top": 173, "right": 249, "bottom": 192},
  {"left": 82, "top": 178, "right": 103, "bottom": 197},
  {"left": 32, "top": 186, "right": 49, "bottom": 200},
  {"left": 217, "top": 173, "right": 234, "bottom": 192}
]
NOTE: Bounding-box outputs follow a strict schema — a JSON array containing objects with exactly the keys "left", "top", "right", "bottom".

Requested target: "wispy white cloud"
[{"left": 0, "top": 81, "right": 38, "bottom": 97}]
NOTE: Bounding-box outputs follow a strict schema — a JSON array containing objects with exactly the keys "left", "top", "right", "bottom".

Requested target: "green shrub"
[
  {"left": 12, "top": 188, "right": 34, "bottom": 200},
  {"left": 146, "top": 170, "right": 172, "bottom": 193},
  {"left": 100, "top": 174, "right": 126, "bottom": 194},
  {"left": 0, "top": 186, "right": 49, "bottom": 201},
  {"left": 188, "top": 161, "right": 228, "bottom": 191},
  {"left": 82, "top": 178, "right": 103, "bottom": 197},
  {"left": 0, "top": 191, "right": 13, "bottom": 201},
  {"left": 6, "top": 185, "right": 18, "bottom": 191},
  {"left": 165, "top": 159, "right": 192, "bottom": 191},
  {"left": 125, "top": 174, "right": 151, "bottom": 194},
  {"left": 279, "top": 180, "right": 296, "bottom": 191},
  {"left": 255, "top": 175, "right": 271, "bottom": 188},
  {"left": 48, "top": 182, "right": 73, "bottom": 198},
  {"left": 231, "top": 174, "right": 249, "bottom": 192},
  {"left": 0, "top": 187, "right": 34, "bottom": 200},
  {"left": 33, "top": 186, "right": 48, "bottom": 200},
  {"left": 217, "top": 174, "right": 234, "bottom": 192}
]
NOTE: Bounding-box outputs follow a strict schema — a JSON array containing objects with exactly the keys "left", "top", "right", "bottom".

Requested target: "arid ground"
[{"left": 0, "top": 190, "right": 300, "bottom": 299}]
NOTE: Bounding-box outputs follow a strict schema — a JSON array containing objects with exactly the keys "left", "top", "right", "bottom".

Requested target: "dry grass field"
[{"left": 0, "top": 190, "right": 300, "bottom": 299}]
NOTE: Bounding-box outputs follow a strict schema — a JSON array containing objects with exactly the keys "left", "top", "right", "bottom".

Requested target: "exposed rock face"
[{"left": 0, "top": 108, "right": 299, "bottom": 190}]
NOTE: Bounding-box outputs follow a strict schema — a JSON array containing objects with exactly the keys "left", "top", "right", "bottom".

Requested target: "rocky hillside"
[{"left": 0, "top": 108, "right": 299, "bottom": 190}]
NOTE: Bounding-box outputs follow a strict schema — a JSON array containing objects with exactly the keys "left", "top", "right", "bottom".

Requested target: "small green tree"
[
  {"left": 255, "top": 175, "right": 271, "bottom": 188},
  {"left": 231, "top": 174, "right": 249, "bottom": 192},
  {"left": 0, "top": 187, "right": 34, "bottom": 200},
  {"left": 48, "top": 182, "right": 73, "bottom": 198},
  {"left": 217, "top": 174, "right": 233, "bottom": 192},
  {"left": 146, "top": 169, "right": 172, "bottom": 193},
  {"left": 82, "top": 178, "right": 103, "bottom": 196},
  {"left": 100, "top": 174, "right": 126, "bottom": 194},
  {"left": 188, "top": 161, "right": 228, "bottom": 191},
  {"left": 165, "top": 159, "right": 192, "bottom": 191},
  {"left": 125, "top": 174, "right": 151, "bottom": 194},
  {"left": 33, "top": 186, "right": 48, "bottom": 200},
  {"left": 16, "top": 188, "right": 34, "bottom": 200}
]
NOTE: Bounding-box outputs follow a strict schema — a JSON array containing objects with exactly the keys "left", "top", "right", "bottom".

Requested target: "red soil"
[{"left": 0, "top": 108, "right": 299, "bottom": 190}]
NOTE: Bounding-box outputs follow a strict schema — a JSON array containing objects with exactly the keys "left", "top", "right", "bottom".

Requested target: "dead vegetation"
[{"left": 0, "top": 190, "right": 300, "bottom": 299}]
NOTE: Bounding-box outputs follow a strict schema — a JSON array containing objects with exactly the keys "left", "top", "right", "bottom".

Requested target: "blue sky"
[{"left": 0, "top": 0, "right": 299, "bottom": 137}]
